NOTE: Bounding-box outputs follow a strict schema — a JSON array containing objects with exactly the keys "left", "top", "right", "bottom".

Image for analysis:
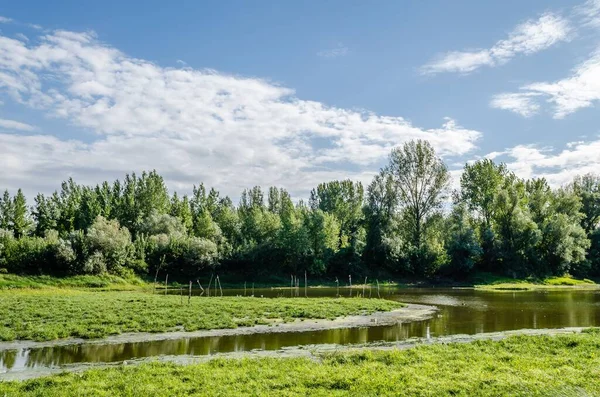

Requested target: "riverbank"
[
  {"left": 472, "top": 274, "right": 599, "bottom": 291},
  {"left": 1, "top": 328, "right": 598, "bottom": 395},
  {"left": 0, "top": 289, "right": 404, "bottom": 342},
  {"left": 2, "top": 273, "right": 597, "bottom": 291}
]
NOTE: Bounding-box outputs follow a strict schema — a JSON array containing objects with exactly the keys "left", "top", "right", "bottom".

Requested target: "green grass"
[
  {"left": 0, "top": 290, "right": 402, "bottom": 342},
  {"left": 2, "top": 330, "right": 600, "bottom": 396},
  {"left": 0, "top": 274, "right": 148, "bottom": 290},
  {"left": 472, "top": 273, "right": 597, "bottom": 291}
]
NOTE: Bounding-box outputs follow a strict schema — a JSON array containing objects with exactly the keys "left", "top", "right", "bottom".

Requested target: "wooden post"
[
  {"left": 207, "top": 274, "right": 214, "bottom": 297},
  {"left": 252, "top": 283, "right": 254, "bottom": 297},
  {"left": 180, "top": 287, "right": 183, "bottom": 304},
  {"left": 244, "top": 282, "right": 247, "bottom": 297},
  {"left": 165, "top": 274, "right": 168, "bottom": 296},
  {"left": 335, "top": 277, "right": 339, "bottom": 297},
  {"left": 348, "top": 275, "right": 352, "bottom": 297},
  {"left": 188, "top": 281, "right": 192, "bottom": 304},
  {"left": 376, "top": 279, "right": 381, "bottom": 298},
  {"left": 363, "top": 277, "right": 367, "bottom": 298},
  {"left": 153, "top": 255, "right": 165, "bottom": 294},
  {"left": 196, "top": 280, "right": 205, "bottom": 296},
  {"left": 218, "top": 276, "right": 223, "bottom": 297},
  {"left": 290, "top": 275, "right": 293, "bottom": 297},
  {"left": 305, "top": 271, "right": 307, "bottom": 298}
]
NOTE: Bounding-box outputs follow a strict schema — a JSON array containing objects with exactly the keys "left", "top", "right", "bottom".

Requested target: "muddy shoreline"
[
  {"left": 0, "top": 303, "right": 436, "bottom": 352},
  {"left": 0, "top": 326, "right": 588, "bottom": 381}
]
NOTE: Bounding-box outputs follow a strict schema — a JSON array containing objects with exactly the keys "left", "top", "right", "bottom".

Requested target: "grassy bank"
[
  {"left": 0, "top": 290, "right": 402, "bottom": 342},
  {"left": 2, "top": 330, "right": 600, "bottom": 396},
  {"left": 472, "top": 273, "right": 598, "bottom": 291},
  {"left": 0, "top": 274, "right": 148, "bottom": 290}
]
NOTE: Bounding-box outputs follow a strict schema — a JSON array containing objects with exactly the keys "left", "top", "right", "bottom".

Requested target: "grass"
[
  {"left": 0, "top": 274, "right": 148, "bottom": 290},
  {"left": 2, "top": 330, "right": 600, "bottom": 396},
  {"left": 0, "top": 289, "right": 402, "bottom": 342},
  {"left": 472, "top": 273, "right": 597, "bottom": 291}
]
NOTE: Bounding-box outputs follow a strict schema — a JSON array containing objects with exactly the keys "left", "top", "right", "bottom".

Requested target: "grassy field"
[
  {"left": 471, "top": 273, "right": 597, "bottom": 291},
  {"left": 0, "top": 289, "right": 402, "bottom": 342},
  {"left": 1, "top": 330, "right": 599, "bottom": 396}
]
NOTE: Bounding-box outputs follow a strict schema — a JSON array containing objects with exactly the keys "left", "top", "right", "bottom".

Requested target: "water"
[{"left": 2, "top": 287, "right": 600, "bottom": 376}]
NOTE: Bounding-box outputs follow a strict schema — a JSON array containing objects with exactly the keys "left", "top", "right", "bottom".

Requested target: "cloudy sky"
[{"left": 1, "top": 0, "right": 600, "bottom": 200}]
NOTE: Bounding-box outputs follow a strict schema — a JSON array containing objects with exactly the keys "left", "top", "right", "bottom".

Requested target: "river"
[{"left": 1, "top": 287, "right": 599, "bottom": 378}]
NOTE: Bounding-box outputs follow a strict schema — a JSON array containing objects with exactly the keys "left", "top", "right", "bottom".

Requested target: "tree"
[
  {"left": 363, "top": 171, "right": 398, "bottom": 269},
  {"left": 12, "top": 189, "right": 30, "bottom": 238},
  {"left": 309, "top": 180, "right": 364, "bottom": 249},
  {"left": 385, "top": 140, "right": 450, "bottom": 250},
  {"left": 85, "top": 216, "right": 135, "bottom": 275},
  {"left": 571, "top": 174, "right": 600, "bottom": 234},
  {"left": 460, "top": 159, "right": 508, "bottom": 228},
  {"left": 0, "top": 190, "right": 13, "bottom": 231},
  {"left": 445, "top": 203, "right": 481, "bottom": 275}
]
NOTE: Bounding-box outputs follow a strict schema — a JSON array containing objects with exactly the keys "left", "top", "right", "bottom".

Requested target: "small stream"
[{"left": 2, "top": 287, "right": 600, "bottom": 379}]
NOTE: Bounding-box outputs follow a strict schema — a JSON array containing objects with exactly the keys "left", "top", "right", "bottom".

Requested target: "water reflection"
[{"left": 2, "top": 287, "right": 600, "bottom": 375}]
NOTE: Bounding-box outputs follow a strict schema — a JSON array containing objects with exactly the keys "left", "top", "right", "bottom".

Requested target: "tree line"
[{"left": 1, "top": 140, "right": 599, "bottom": 282}]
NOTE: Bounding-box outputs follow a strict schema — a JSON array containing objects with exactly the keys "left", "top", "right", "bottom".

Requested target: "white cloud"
[
  {"left": 491, "top": 138, "right": 600, "bottom": 187},
  {"left": 317, "top": 44, "right": 349, "bottom": 58},
  {"left": 14, "top": 33, "right": 29, "bottom": 42},
  {"left": 576, "top": 0, "right": 600, "bottom": 28},
  {"left": 489, "top": 92, "right": 541, "bottom": 117},
  {"left": 0, "top": 118, "right": 35, "bottom": 131},
  {"left": 421, "top": 13, "right": 571, "bottom": 75},
  {"left": 0, "top": 16, "right": 12, "bottom": 24},
  {"left": 0, "top": 28, "right": 482, "bottom": 198},
  {"left": 494, "top": 49, "right": 600, "bottom": 118}
]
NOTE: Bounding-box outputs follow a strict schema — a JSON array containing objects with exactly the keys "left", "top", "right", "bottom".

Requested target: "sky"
[{"left": 1, "top": 0, "right": 600, "bottom": 200}]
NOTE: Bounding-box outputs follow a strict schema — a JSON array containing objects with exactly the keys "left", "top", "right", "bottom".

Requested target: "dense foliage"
[{"left": 1, "top": 140, "right": 599, "bottom": 281}]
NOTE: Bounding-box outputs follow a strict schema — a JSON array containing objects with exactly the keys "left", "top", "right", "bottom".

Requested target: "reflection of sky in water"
[{"left": 2, "top": 288, "right": 600, "bottom": 377}]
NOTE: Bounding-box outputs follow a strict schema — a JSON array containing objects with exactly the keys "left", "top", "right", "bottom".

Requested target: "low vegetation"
[
  {"left": 474, "top": 273, "right": 597, "bottom": 291},
  {"left": 0, "top": 290, "right": 402, "bottom": 341},
  {"left": 0, "top": 274, "right": 147, "bottom": 290},
  {"left": 2, "top": 330, "right": 600, "bottom": 396}
]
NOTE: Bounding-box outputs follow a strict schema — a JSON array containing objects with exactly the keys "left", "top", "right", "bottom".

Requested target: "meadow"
[
  {"left": 0, "top": 289, "right": 402, "bottom": 341},
  {"left": 1, "top": 330, "right": 599, "bottom": 396}
]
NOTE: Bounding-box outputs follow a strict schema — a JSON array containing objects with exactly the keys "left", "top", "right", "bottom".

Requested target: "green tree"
[
  {"left": 460, "top": 159, "right": 508, "bottom": 228},
  {"left": 12, "top": 189, "right": 31, "bottom": 238},
  {"left": 385, "top": 140, "right": 449, "bottom": 275},
  {"left": 0, "top": 190, "right": 13, "bottom": 231}
]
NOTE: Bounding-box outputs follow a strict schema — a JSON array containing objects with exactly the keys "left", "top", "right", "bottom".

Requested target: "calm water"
[{"left": 2, "top": 287, "right": 600, "bottom": 376}]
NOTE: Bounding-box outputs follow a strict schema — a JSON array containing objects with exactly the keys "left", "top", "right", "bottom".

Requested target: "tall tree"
[
  {"left": 460, "top": 159, "right": 508, "bottom": 228},
  {"left": 0, "top": 190, "right": 13, "bottom": 231},
  {"left": 385, "top": 140, "right": 449, "bottom": 249},
  {"left": 571, "top": 174, "right": 600, "bottom": 234},
  {"left": 12, "top": 189, "right": 30, "bottom": 238}
]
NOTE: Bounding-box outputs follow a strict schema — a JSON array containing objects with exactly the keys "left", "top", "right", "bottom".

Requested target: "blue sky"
[{"left": 1, "top": 0, "right": 600, "bottom": 199}]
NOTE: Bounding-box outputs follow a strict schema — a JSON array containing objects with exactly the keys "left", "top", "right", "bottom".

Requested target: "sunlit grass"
[
  {"left": 0, "top": 274, "right": 147, "bottom": 290},
  {"left": 473, "top": 273, "right": 597, "bottom": 291},
  {"left": 0, "top": 289, "right": 402, "bottom": 342}
]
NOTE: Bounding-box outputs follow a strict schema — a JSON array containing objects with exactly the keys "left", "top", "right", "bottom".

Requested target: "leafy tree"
[
  {"left": 12, "top": 189, "right": 31, "bottom": 238},
  {"left": 386, "top": 140, "right": 449, "bottom": 250},
  {"left": 572, "top": 174, "right": 600, "bottom": 234},
  {"left": 85, "top": 216, "right": 137, "bottom": 275},
  {"left": 0, "top": 190, "right": 13, "bottom": 231},
  {"left": 445, "top": 203, "right": 482, "bottom": 275},
  {"left": 460, "top": 159, "right": 508, "bottom": 228}
]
